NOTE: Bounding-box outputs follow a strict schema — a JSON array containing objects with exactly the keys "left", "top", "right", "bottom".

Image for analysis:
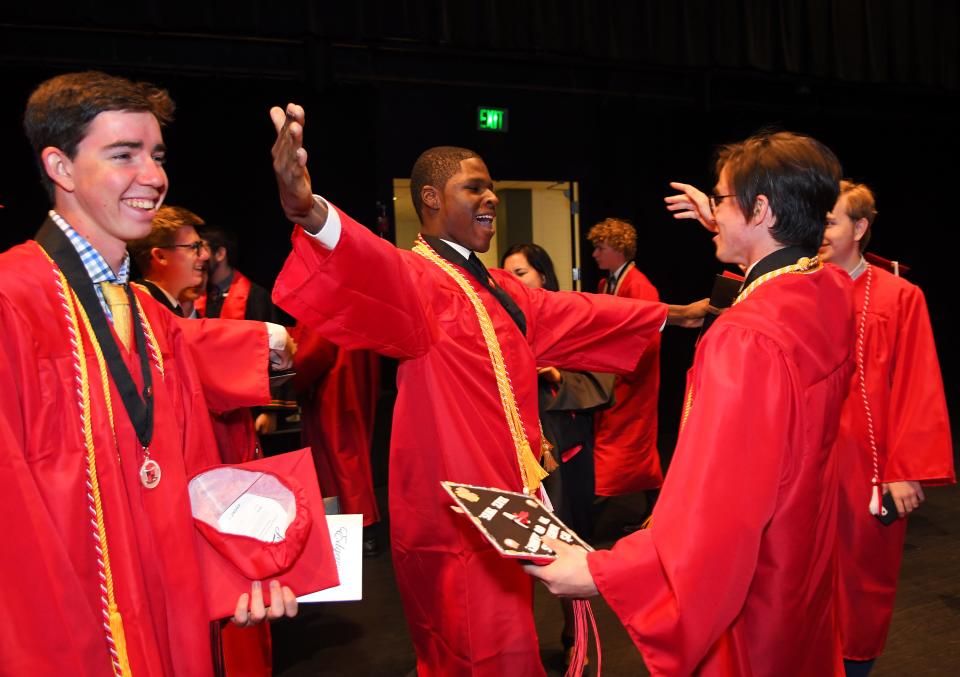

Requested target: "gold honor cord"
[
  {"left": 733, "top": 255, "right": 822, "bottom": 306},
  {"left": 412, "top": 237, "right": 549, "bottom": 494},
  {"left": 43, "top": 252, "right": 164, "bottom": 676}
]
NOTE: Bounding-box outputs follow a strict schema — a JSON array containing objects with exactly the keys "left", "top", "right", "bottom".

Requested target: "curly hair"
[
  {"left": 838, "top": 180, "right": 878, "bottom": 252},
  {"left": 587, "top": 218, "right": 637, "bottom": 259},
  {"left": 24, "top": 71, "right": 175, "bottom": 201}
]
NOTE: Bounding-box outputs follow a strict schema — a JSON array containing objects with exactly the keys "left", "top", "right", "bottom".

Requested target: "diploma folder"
[
  {"left": 441, "top": 481, "right": 592, "bottom": 563},
  {"left": 700, "top": 270, "right": 744, "bottom": 336},
  {"left": 189, "top": 448, "right": 340, "bottom": 620}
]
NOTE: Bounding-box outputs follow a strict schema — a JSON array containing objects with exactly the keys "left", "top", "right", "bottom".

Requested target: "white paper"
[
  {"left": 216, "top": 493, "right": 290, "bottom": 543},
  {"left": 297, "top": 513, "right": 364, "bottom": 602}
]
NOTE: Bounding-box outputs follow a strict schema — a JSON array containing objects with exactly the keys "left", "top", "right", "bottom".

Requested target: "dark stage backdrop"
[{"left": 2, "top": 2, "right": 957, "bottom": 458}]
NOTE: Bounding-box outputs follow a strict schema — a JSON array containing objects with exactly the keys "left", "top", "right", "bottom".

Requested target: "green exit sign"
[{"left": 478, "top": 107, "right": 508, "bottom": 132}]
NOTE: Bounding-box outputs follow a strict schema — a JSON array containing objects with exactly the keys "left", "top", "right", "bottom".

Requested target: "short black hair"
[
  {"left": 501, "top": 243, "right": 560, "bottom": 292},
  {"left": 410, "top": 146, "right": 479, "bottom": 221},
  {"left": 24, "top": 71, "right": 175, "bottom": 201},
  {"left": 716, "top": 131, "right": 842, "bottom": 252},
  {"left": 197, "top": 224, "right": 239, "bottom": 266}
]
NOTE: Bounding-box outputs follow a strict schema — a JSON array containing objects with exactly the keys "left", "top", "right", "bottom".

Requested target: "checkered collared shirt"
[{"left": 49, "top": 210, "right": 131, "bottom": 321}]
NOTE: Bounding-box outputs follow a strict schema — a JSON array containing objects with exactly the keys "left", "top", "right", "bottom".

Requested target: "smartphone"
[{"left": 875, "top": 491, "right": 900, "bottom": 526}]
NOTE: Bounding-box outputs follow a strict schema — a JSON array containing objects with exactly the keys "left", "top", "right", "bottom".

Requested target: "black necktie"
[
  {"left": 466, "top": 253, "right": 527, "bottom": 336},
  {"left": 605, "top": 274, "right": 617, "bottom": 294}
]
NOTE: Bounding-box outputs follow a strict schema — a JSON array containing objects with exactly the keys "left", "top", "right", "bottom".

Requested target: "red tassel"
[{"left": 565, "top": 599, "right": 602, "bottom": 677}]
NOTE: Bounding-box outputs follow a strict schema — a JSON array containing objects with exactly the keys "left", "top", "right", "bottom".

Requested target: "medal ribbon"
[
  {"left": 413, "top": 236, "right": 549, "bottom": 493},
  {"left": 36, "top": 219, "right": 155, "bottom": 450}
]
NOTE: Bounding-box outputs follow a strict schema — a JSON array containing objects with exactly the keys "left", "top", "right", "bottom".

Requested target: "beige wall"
[{"left": 531, "top": 185, "right": 575, "bottom": 291}]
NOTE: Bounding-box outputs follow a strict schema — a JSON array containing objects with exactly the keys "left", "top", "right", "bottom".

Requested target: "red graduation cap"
[
  {"left": 188, "top": 447, "right": 340, "bottom": 619},
  {"left": 865, "top": 252, "right": 910, "bottom": 277}
]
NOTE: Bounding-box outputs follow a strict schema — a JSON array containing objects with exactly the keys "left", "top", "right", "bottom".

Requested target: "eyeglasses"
[
  {"left": 708, "top": 194, "right": 736, "bottom": 214},
  {"left": 160, "top": 241, "right": 209, "bottom": 255}
]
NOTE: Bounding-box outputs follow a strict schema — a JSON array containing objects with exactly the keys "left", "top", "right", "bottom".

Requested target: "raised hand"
[
  {"left": 270, "top": 103, "right": 327, "bottom": 233},
  {"left": 664, "top": 181, "right": 717, "bottom": 233}
]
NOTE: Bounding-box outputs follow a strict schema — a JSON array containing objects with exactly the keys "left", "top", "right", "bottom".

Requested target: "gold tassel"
[
  {"left": 109, "top": 604, "right": 133, "bottom": 676},
  {"left": 520, "top": 440, "right": 550, "bottom": 493}
]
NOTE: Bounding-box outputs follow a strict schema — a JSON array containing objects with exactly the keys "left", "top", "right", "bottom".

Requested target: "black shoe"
[{"left": 362, "top": 527, "right": 381, "bottom": 558}]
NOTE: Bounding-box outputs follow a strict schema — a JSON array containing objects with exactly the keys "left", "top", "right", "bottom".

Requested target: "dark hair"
[
  {"left": 715, "top": 131, "right": 841, "bottom": 252},
  {"left": 410, "top": 146, "right": 479, "bottom": 221},
  {"left": 501, "top": 243, "right": 560, "bottom": 292},
  {"left": 197, "top": 224, "right": 239, "bottom": 266},
  {"left": 24, "top": 71, "right": 175, "bottom": 200},
  {"left": 128, "top": 205, "right": 204, "bottom": 274},
  {"left": 838, "top": 180, "right": 878, "bottom": 252}
]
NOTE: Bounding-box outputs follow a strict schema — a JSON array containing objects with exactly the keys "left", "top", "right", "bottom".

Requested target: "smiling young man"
[
  {"left": 820, "top": 181, "right": 954, "bottom": 676},
  {"left": 269, "top": 103, "right": 705, "bottom": 676},
  {"left": 528, "top": 131, "right": 856, "bottom": 676},
  {"left": 0, "top": 71, "right": 296, "bottom": 676},
  {"left": 129, "top": 204, "right": 211, "bottom": 316}
]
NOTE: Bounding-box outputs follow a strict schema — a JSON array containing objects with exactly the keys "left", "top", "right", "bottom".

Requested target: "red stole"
[{"left": 196, "top": 271, "right": 253, "bottom": 320}]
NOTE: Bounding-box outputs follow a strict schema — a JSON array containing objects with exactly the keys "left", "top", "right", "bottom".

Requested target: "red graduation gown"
[
  {"left": 292, "top": 323, "right": 381, "bottom": 526},
  {"left": 273, "top": 208, "right": 667, "bottom": 677},
  {"left": 835, "top": 265, "right": 955, "bottom": 660},
  {"left": 0, "top": 241, "right": 269, "bottom": 676},
  {"left": 588, "top": 265, "right": 855, "bottom": 676},
  {"left": 594, "top": 263, "right": 663, "bottom": 495}
]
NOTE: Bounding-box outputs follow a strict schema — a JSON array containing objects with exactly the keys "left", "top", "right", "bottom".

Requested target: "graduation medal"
[{"left": 140, "top": 456, "right": 162, "bottom": 489}]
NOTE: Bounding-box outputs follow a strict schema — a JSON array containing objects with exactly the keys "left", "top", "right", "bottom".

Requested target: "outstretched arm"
[{"left": 270, "top": 103, "right": 329, "bottom": 234}]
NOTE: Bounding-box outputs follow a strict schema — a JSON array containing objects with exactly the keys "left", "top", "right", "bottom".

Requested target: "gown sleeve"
[
  {"left": 882, "top": 284, "right": 954, "bottom": 484},
  {"left": 272, "top": 208, "right": 435, "bottom": 360},
  {"left": 514, "top": 281, "right": 667, "bottom": 374},
  {"left": 168, "top": 313, "right": 272, "bottom": 414}
]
